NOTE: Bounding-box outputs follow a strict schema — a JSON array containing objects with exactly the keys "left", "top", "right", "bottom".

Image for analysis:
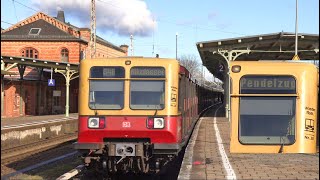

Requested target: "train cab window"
[
  {"left": 89, "top": 67, "right": 125, "bottom": 110},
  {"left": 239, "top": 75, "right": 296, "bottom": 145},
  {"left": 239, "top": 97, "right": 296, "bottom": 145},
  {"left": 130, "top": 81, "right": 165, "bottom": 109},
  {"left": 130, "top": 67, "right": 165, "bottom": 110}
]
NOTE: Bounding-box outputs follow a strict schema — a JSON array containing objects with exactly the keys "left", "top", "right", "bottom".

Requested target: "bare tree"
[{"left": 179, "top": 54, "right": 202, "bottom": 80}]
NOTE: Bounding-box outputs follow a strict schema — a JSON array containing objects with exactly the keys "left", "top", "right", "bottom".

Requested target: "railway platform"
[
  {"left": 1, "top": 113, "right": 78, "bottom": 150},
  {"left": 178, "top": 104, "right": 319, "bottom": 180},
  {"left": 1, "top": 113, "right": 78, "bottom": 128}
]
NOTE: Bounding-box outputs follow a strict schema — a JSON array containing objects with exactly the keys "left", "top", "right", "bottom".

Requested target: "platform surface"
[
  {"left": 178, "top": 104, "right": 319, "bottom": 180},
  {"left": 1, "top": 113, "right": 78, "bottom": 129}
]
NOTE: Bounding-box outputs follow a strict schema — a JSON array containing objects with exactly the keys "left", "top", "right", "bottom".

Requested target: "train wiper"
[
  {"left": 278, "top": 136, "right": 285, "bottom": 153},
  {"left": 153, "top": 108, "right": 158, "bottom": 116},
  {"left": 94, "top": 105, "right": 98, "bottom": 116},
  {"left": 91, "top": 91, "right": 98, "bottom": 116},
  {"left": 279, "top": 122, "right": 291, "bottom": 153}
]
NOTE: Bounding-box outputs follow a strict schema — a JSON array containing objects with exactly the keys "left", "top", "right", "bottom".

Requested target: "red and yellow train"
[{"left": 74, "top": 57, "right": 223, "bottom": 174}]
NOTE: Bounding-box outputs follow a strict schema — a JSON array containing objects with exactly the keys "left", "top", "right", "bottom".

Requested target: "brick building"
[{"left": 1, "top": 11, "right": 128, "bottom": 118}]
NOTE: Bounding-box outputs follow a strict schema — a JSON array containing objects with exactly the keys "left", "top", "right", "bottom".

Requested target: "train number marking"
[
  {"left": 122, "top": 122, "right": 131, "bottom": 128},
  {"left": 171, "top": 87, "right": 177, "bottom": 107},
  {"left": 304, "top": 134, "right": 314, "bottom": 140}
]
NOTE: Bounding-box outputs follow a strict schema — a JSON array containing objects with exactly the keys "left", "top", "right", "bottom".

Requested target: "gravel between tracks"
[{"left": 1, "top": 143, "right": 79, "bottom": 178}]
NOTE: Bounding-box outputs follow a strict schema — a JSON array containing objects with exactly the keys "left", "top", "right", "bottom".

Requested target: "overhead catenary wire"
[
  {"left": 12, "top": 0, "right": 39, "bottom": 12},
  {"left": 12, "top": 0, "right": 19, "bottom": 22},
  {"left": 96, "top": 0, "right": 247, "bottom": 37},
  {"left": 1, "top": 21, "right": 15, "bottom": 25},
  {"left": 1, "top": 0, "right": 40, "bottom": 28}
]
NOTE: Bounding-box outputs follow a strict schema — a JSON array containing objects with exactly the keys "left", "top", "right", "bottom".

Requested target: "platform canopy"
[
  {"left": 197, "top": 32, "right": 319, "bottom": 80},
  {"left": 1, "top": 55, "right": 79, "bottom": 117}
]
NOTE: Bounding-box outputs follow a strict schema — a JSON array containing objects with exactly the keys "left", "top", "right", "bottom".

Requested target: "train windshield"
[
  {"left": 89, "top": 80, "right": 124, "bottom": 109},
  {"left": 89, "top": 66, "right": 125, "bottom": 110},
  {"left": 130, "top": 67, "right": 165, "bottom": 110},
  {"left": 130, "top": 80, "right": 165, "bottom": 109},
  {"left": 239, "top": 75, "right": 297, "bottom": 145},
  {"left": 239, "top": 97, "right": 296, "bottom": 145}
]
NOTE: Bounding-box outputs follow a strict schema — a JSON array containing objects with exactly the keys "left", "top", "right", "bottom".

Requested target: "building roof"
[
  {"left": 197, "top": 32, "right": 319, "bottom": 80},
  {"left": 1, "top": 11, "right": 126, "bottom": 53},
  {"left": 1, "top": 19, "right": 85, "bottom": 42}
]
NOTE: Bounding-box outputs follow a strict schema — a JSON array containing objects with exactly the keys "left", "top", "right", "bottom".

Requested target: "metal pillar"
[
  {"left": 55, "top": 67, "right": 78, "bottom": 117},
  {"left": 295, "top": 0, "right": 298, "bottom": 56},
  {"left": 176, "top": 33, "right": 178, "bottom": 60},
  {"left": 90, "top": 0, "right": 96, "bottom": 59},
  {"left": 214, "top": 49, "right": 251, "bottom": 120},
  {"left": 17, "top": 65, "right": 26, "bottom": 116},
  {"left": 36, "top": 68, "right": 43, "bottom": 115}
]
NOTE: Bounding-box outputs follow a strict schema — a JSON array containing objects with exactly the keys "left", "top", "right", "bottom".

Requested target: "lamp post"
[
  {"left": 295, "top": 0, "right": 298, "bottom": 56},
  {"left": 222, "top": 60, "right": 231, "bottom": 119},
  {"left": 176, "top": 32, "right": 178, "bottom": 60}
]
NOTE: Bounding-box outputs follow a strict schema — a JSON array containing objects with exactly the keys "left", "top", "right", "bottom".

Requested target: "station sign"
[
  {"left": 48, "top": 79, "right": 55, "bottom": 86},
  {"left": 90, "top": 66, "right": 125, "bottom": 78},
  {"left": 130, "top": 67, "right": 165, "bottom": 78}
]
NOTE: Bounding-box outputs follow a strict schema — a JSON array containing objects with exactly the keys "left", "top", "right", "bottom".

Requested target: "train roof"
[{"left": 81, "top": 57, "right": 178, "bottom": 63}]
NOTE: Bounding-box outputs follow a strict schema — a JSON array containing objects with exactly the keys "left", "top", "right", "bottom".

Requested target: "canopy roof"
[{"left": 197, "top": 32, "right": 319, "bottom": 80}]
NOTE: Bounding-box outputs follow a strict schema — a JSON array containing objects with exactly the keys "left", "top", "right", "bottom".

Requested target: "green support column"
[
  {"left": 36, "top": 68, "right": 43, "bottom": 115},
  {"left": 17, "top": 65, "right": 26, "bottom": 116},
  {"left": 20, "top": 82, "right": 24, "bottom": 115},
  {"left": 55, "top": 67, "right": 78, "bottom": 117},
  {"left": 65, "top": 70, "right": 70, "bottom": 117},
  {"left": 215, "top": 49, "right": 251, "bottom": 120}
]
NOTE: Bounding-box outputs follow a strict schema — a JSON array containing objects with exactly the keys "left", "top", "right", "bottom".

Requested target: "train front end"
[
  {"left": 230, "top": 61, "right": 318, "bottom": 153},
  {"left": 74, "top": 57, "right": 181, "bottom": 174}
]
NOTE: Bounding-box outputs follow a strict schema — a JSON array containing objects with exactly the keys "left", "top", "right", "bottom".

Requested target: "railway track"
[{"left": 1, "top": 133, "right": 77, "bottom": 164}]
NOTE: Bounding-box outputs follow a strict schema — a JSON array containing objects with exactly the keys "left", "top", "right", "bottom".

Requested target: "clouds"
[{"left": 31, "top": 0, "right": 156, "bottom": 37}]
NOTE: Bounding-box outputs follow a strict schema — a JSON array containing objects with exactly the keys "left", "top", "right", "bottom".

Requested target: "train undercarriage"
[{"left": 80, "top": 141, "right": 177, "bottom": 176}]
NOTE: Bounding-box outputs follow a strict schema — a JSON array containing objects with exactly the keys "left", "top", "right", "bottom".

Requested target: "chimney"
[
  {"left": 120, "top": 45, "right": 129, "bottom": 55},
  {"left": 57, "top": 11, "right": 65, "bottom": 23}
]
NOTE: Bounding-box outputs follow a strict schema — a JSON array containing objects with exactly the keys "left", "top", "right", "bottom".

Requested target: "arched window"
[
  {"left": 21, "top": 47, "right": 39, "bottom": 58},
  {"left": 61, "top": 48, "right": 69, "bottom": 62}
]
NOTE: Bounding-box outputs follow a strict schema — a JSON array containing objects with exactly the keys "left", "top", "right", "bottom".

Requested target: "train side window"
[{"left": 178, "top": 77, "right": 184, "bottom": 112}]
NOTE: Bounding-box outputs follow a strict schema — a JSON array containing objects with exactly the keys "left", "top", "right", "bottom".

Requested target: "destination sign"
[
  {"left": 131, "top": 67, "right": 165, "bottom": 78},
  {"left": 240, "top": 76, "right": 296, "bottom": 94},
  {"left": 90, "top": 66, "right": 125, "bottom": 78}
]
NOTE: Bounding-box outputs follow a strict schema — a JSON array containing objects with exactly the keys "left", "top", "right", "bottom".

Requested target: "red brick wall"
[
  {"left": 2, "top": 81, "right": 37, "bottom": 117},
  {"left": 1, "top": 41, "right": 85, "bottom": 63},
  {"left": 1, "top": 73, "right": 78, "bottom": 118},
  {"left": 1, "top": 25, "right": 127, "bottom": 118}
]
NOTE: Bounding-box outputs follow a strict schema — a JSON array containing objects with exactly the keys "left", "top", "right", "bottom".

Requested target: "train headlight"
[
  {"left": 147, "top": 118, "right": 165, "bottom": 129},
  {"left": 154, "top": 118, "right": 164, "bottom": 129},
  {"left": 88, "top": 117, "right": 105, "bottom": 129},
  {"left": 231, "top": 65, "right": 241, "bottom": 73}
]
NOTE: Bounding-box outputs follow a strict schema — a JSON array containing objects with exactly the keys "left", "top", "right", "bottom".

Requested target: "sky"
[{"left": 1, "top": 0, "right": 319, "bottom": 80}]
